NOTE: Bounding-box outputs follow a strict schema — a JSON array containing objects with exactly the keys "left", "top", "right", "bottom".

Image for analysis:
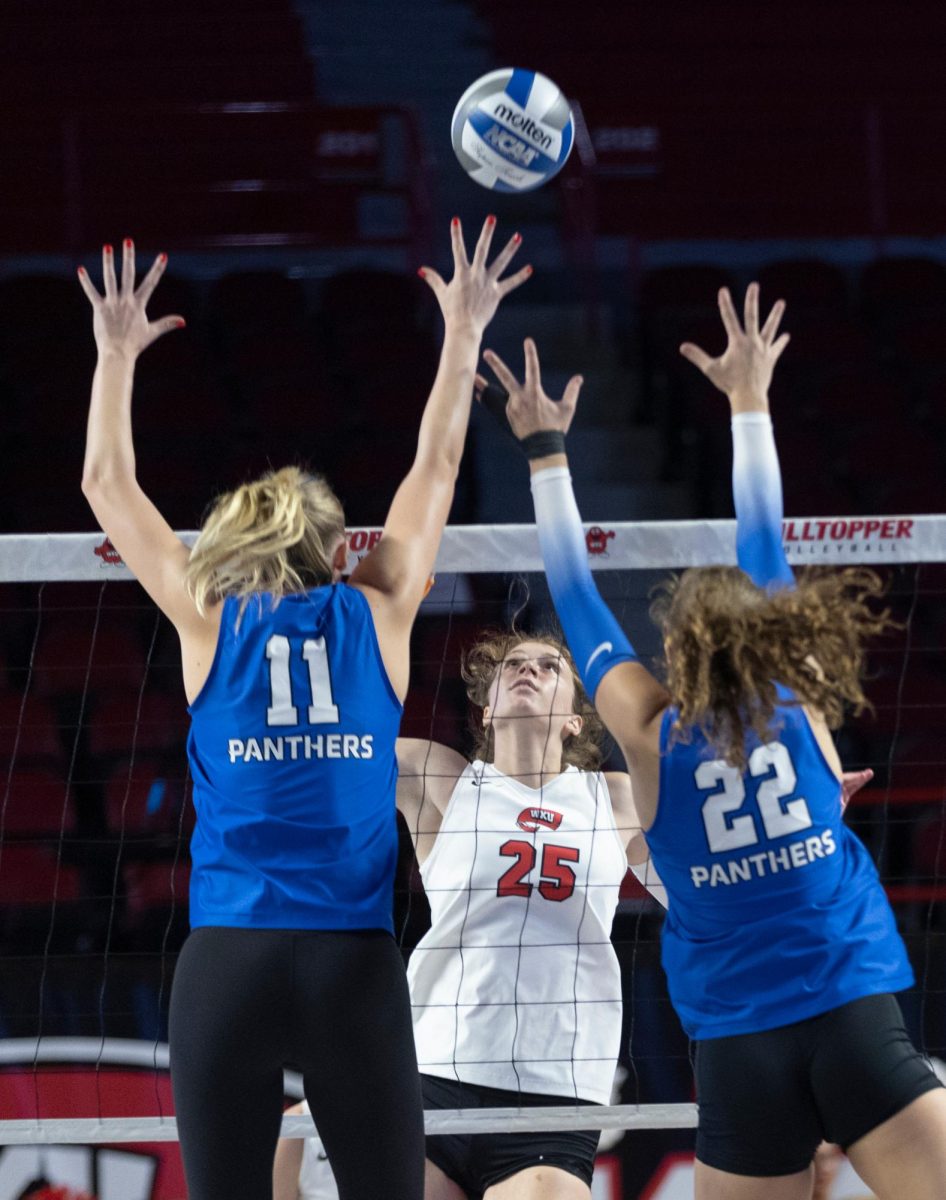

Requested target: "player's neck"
[{"left": 491, "top": 724, "right": 564, "bottom": 787}]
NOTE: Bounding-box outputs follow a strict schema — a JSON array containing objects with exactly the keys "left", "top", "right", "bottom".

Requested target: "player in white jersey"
[
  {"left": 274, "top": 1101, "right": 339, "bottom": 1200},
  {"left": 396, "top": 630, "right": 664, "bottom": 1200}
]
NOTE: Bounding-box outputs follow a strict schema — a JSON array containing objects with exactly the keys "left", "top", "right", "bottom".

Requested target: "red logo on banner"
[
  {"left": 585, "top": 527, "right": 615, "bottom": 556},
  {"left": 346, "top": 528, "right": 383, "bottom": 556},
  {"left": 516, "top": 807, "right": 564, "bottom": 833},
  {"left": 93, "top": 537, "right": 123, "bottom": 566}
]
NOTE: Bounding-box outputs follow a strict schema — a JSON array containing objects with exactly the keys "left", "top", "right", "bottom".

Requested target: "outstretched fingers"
[
  {"left": 145, "top": 314, "right": 186, "bottom": 347},
  {"left": 136, "top": 253, "right": 168, "bottom": 307},
  {"left": 771, "top": 332, "right": 791, "bottom": 361},
  {"left": 417, "top": 265, "right": 446, "bottom": 300},
  {"left": 449, "top": 217, "right": 470, "bottom": 270},
  {"left": 482, "top": 348, "right": 521, "bottom": 395},
  {"left": 679, "top": 341, "right": 715, "bottom": 374},
  {"left": 120, "top": 238, "right": 136, "bottom": 297},
  {"left": 744, "top": 281, "right": 760, "bottom": 339},
  {"left": 717, "top": 287, "right": 742, "bottom": 342},
  {"left": 760, "top": 298, "right": 787, "bottom": 344},
  {"left": 487, "top": 231, "right": 522, "bottom": 281},
  {"left": 102, "top": 244, "right": 118, "bottom": 301},
  {"left": 471, "top": 215, "right": 497, "bottom": 269},
  {"left": 76, "top": 265, "right": 101, "bottom": 308},
  {"left": 560, "top": 373, "right": 584, "bottom": 419},
  {"left": 497, "top": 262, "right": 532, "bottom": 297},
  {"left": 523, "top": 338, "right": 542, "bottom": 390}
]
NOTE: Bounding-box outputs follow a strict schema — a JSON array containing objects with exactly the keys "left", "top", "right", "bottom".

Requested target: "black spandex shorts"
[
  {"left": 422, "top": 1074, "right": 599, "bottom": 1198},
  {"left": 695, "top": 992, "right": 942, "bottom": 1177},
  {"left": 169, "top": 926, "right": 424, "bottom": 1200}
]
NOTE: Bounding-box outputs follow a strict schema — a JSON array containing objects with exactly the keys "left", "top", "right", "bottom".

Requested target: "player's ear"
[
  {"left": 482, "top": 706, "right": 491, "bottom": 726},
  {"left": 564, "top": 713, "right": 583, "bottom": 740},
  {"left": 332, "top": 537, "right": 348, "bottom": 578}
]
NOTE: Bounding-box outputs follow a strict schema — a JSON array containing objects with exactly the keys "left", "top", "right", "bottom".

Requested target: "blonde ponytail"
[{"left": 185, "top": 467, "right": 346, "bottom": 614}]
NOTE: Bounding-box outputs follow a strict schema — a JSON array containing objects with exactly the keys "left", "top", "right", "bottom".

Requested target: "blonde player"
[{"left": 77, "top": 216, "right": 529, "bottom": 1200}]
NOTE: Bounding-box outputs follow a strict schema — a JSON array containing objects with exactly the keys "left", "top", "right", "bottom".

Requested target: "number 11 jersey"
[
  {"left": 408, "top": 762, "right": 635, "bottom": 1104},
  {"left": 186, "top": 585, "right": 402, "bottom": 932}
]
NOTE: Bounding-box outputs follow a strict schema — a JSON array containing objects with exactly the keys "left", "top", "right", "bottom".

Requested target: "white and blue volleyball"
[{"left": 451, "top": 68, "right": 574, "bottom": 192}]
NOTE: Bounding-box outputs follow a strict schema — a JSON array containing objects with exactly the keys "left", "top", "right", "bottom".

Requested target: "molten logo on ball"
[{"left": 451, "top": 68, "right": 574, "bottom": 192}]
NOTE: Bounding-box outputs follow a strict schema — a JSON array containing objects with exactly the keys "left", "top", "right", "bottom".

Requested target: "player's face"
[{"left": 486, "top": 641, "right": 577, "bottom": 725}]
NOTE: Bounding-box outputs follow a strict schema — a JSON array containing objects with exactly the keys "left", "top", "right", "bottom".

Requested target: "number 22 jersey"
[
  {"left": 644, "top": 692, "right": 913, "bottom": 1040},
  {"left": 186, "top": 585, "right": 402, "bottom": 932}
]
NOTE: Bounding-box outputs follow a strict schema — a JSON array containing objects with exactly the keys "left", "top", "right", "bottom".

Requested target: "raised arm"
[
  {"left": 395, "top": 737, "right": 467, "bottom": 864},
  {"left": 350, "top": 218, "right": 530, "bottom": 699},
  {"left": 79, "top": 242, "right": 206, "bottom": 638},
  {"left": 680, "top": 283, "right": 793, "bottom": 589},
  {"left": 484, "top": 340, "right": 670, "bottom": 826}
]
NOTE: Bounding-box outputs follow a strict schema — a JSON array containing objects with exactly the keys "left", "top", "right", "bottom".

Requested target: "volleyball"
[{"left": 450, "top": 68, "right": 574, "bottom": 192}]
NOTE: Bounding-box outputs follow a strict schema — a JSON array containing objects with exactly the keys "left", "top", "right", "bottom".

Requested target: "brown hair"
[
  {"left": 651, "top": 566, "right": 896, "bottom": 769},
  {"left": 461, "top": 628, "right": 606, "bottom": 771},
  {"left": 185, "top": 467, "right": 346, "bottom": 615}
]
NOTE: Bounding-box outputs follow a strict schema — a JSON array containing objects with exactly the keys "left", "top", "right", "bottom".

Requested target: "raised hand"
[
  {"left": 679, "top": 283, "right": 789, "bottom": 413},
  {"left": 418, "top": 216, "right": 531, "bottom": 338},
  {"left": 482, "top": 338, "right": 582, "bottom": 440},
  {"left": 78, "top": 240, "right": 185, "bottom": 359}
]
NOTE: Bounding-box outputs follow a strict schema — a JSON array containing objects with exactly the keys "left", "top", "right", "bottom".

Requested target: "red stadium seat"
[
  {"left": 0, "top": 694, "right": 64, "bottom": 765},
  {"left": 122, "top": 860, "right": 191, "bottom": 915},
  {"left": 104, "top": 758, "right": 191, "bottom": 838},
  {"left": 87, "top": 691, "right": 189, "bottom": 762},
  {"left": 0, "top": 768, "right": 75, "bottom": 835},
  {"left": 0, "top": 844, "right": 80, "bottom": 904},
  {"left": 31, "top": 617, "right": 148, "bottom": 701}
]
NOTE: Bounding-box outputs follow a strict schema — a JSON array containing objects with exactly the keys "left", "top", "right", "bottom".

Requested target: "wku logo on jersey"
[{"left": 516, "top": 806, "right": 563, "bottom": 833}]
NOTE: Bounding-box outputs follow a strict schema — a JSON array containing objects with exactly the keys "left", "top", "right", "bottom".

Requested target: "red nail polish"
[
  {"left": 159, "top": 253, "right": 168, "bottom": 264},
  {"left": 175, "top": 319, "right": 186, "bottom": 328},
  {"left": 486, "top": 214, "right": 496, "bottom": 225},
  {"left": 123, "top": 238, "right": 132, "bottom": 249},
  {"left": 524, "top": 265, "right": 533, "bottom": 275},
  {"left": 76, "top": 266, "right": 85, "bottom": 276},
  {"left": 417, "top": 267, "right": 426, "bottom": 278},
  {"left": 103, "top": 244, "right": 113, "bottom": 254},
  {"left": 513, "top": 233, "right": 522, "bottom": 244},
  {"left": 451, "top": 217, "right": 460, "bottom": 227}
]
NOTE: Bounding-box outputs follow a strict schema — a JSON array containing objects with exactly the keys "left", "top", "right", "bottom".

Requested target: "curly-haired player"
[{"left": 483, "top": 286, "right": 946, "bottom": 1200}]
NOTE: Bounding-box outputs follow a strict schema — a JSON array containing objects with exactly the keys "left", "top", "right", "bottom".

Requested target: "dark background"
[{"left": 1, "top": 2, "right": 945, "bottom": 1195}]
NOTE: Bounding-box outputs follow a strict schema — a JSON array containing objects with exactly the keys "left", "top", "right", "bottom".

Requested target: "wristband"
[{"left": 520, "top": 430, "right": 566, "bottom": 459}]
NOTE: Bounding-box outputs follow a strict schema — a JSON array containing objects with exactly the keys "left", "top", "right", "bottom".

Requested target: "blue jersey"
[
  {"left": 186, "top": 584, "right": 402, "bottom": 932},
  {"left": 645, "top": 693, "right": 913, "bottom": 1039}
]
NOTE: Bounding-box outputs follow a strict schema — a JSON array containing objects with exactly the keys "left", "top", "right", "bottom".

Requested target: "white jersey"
[
  {"left": 298, "top": 1100, "right": 339, "bottom": 1200},
  {"left": 408, "top": 761, "right": 631, "bottom": 1105}
]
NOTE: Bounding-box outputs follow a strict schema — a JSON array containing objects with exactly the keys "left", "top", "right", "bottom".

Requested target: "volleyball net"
[{"left": 0, "top": 516, "right": 944, "bottom": 1163}]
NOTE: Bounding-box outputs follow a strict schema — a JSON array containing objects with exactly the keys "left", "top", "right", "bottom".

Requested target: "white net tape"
[{"left": 0, "top": 514, "right": 940, "bottom": 582}]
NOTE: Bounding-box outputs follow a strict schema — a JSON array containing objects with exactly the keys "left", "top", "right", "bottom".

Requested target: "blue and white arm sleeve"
[
  {"left": 732, "top": 411, "right": 794, "bottom": 590},
  {"left": 530, "top": 467, "right": 638, "bottom": 701}
]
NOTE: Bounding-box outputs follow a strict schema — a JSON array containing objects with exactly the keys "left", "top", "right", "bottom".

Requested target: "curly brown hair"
[
  {"left": 651, "top": 566, "right": 896, "bottom": 770},
  {"left": 461, "top": 628, "right": 607, "bottom": 771}
]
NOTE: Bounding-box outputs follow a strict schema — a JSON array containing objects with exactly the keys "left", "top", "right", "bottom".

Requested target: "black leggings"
[{"left": 169, "top": 926, "right": 424, "bottom": 1200}]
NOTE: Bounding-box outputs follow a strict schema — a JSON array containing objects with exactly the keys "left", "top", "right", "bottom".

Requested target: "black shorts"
[
  {"left": 169, "top": 927, "right": 424, "bottom": 1200},
  {"left": 695, "top": 992, "right": 942, "bottom": 1177},
  {"left": 422, "top": 1075, "right": 599, "bottom": 1198}
]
